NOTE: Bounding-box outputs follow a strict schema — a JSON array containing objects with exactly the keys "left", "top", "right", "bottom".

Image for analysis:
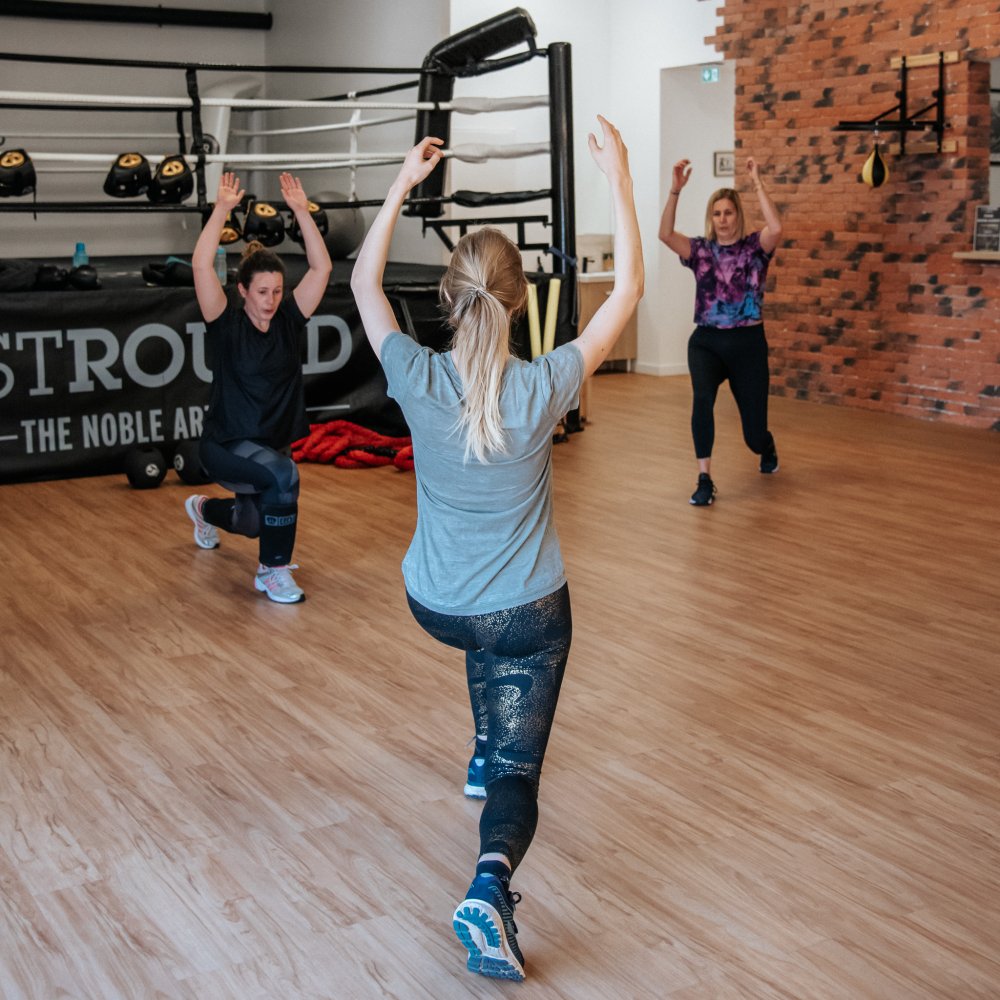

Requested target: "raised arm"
[
  {"left": 193, "top": 171, "right": 244, "bottom": 323},
  {"left": 573, "top": 116, "right": 644, "bottom": 379},
  {"left": 282, "top": 173, "right": 333, "bottom": 317},
  {"left": 657, "top": 158, "right": 692, "bottom": 259},
  {"left": 747, "top": 157, "right": 782, "bottom": 254},
  {"left": 350, "top": 137, "right": 444, "bottom": 359}
]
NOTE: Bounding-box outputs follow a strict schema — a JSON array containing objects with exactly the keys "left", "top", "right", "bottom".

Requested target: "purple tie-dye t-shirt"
[{"left": 680, "top": 231, "right": 773, "bottom": 328}]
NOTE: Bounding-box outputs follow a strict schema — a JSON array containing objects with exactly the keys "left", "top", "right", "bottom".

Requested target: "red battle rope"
[{"left": 292, "top": 420, "right": 414, "bottom": 471}]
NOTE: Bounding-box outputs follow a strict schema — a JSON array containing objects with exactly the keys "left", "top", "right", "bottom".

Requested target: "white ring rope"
[
  {"left": 230, "top": 113, "right": 414, "bottom": 138},
  {"left": 0, "top": 90, "right": 549, "bottom": 114},
  {"left": 28, "top": 142, "right": 551, "bottom": 168}
]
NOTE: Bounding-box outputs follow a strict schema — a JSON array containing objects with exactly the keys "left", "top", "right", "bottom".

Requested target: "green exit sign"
[{"left": 701, "top": 66, "right": 720, "bottom": 83}]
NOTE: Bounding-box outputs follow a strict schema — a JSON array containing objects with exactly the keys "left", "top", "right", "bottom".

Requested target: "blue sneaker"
[
  {"left": 453, "top": 874, "right": 525, "bottom": 981},
  {"left": 464, "top": 751, "right": 486, "bottom": 799}
]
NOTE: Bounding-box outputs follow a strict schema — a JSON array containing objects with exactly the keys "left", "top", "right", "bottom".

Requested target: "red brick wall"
[{"left": 709, "top": 1, "right": 1000, "bottom": 429}]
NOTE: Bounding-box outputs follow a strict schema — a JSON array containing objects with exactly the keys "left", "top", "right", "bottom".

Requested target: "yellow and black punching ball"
[
  {"left": 861, "top": 144, "right": 889, "bottom": 188},
  {"left": 0, "top": 148, "right": 36, "bottom": 197}
]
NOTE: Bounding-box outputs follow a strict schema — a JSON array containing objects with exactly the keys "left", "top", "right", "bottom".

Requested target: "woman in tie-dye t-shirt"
[{"left": 659, "top": 156, "right": 783, "bottom": 506}]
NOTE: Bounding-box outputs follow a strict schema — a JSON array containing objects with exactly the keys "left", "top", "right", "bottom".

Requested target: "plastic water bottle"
[
  {"left": 215, "top": 247, "right": 227, "bottom": 285},
  {"left": 72, "top": 242, "right": 89, "bottom": 268}
]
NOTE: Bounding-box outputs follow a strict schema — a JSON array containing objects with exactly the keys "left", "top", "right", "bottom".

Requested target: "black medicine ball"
[
  {"left": 243, "top": 200, "right": 285, "bottom": 247},
  {"left": 0, "top": 148, "right": 36, "bottom": 197},
  {"left": 104, "top": 151, "right": 151, "bottom": 198},
  {"left": 172, "top": 439, "right": 212, "bottom": 485},
  {"left": 124, "top": 446, "right": 167, "bottom": 489},
  {"left": 148, "top": 155, "right": 193, "bottom": 204},
  {"left": 68, "top": 265, "right": 101, "bottom": 290}
]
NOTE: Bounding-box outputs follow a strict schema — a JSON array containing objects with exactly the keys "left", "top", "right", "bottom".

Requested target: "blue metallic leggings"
[{"left": 407, "top": 584, "right": 572, "bottom": 872}]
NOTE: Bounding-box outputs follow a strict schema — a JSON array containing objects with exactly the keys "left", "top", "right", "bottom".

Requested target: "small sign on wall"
[
  {"left": 973, "top": 205, "right": 1000, "bottom": 252},
  {"left": 713, "top": 151, "right": 735, "bottom": 177}
]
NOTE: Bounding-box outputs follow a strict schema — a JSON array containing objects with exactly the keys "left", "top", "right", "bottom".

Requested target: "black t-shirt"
[{"left": 202, "top": 296, "right": 309, "bottom": 448}]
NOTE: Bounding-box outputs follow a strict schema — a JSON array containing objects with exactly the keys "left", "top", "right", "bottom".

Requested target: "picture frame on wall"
[
  {"left": 713, "top": 150, "right": 735, "bottom": 177},
  {"left": 973, "top": 205, "right": 1000, "bottom": 253}
]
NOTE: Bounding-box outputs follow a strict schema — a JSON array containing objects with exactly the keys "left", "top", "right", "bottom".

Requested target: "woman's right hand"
[
  {"left": 395, "top": 137, "right": 444, "bottom": 193},
  {"left": 672, "top": 159, "right": 692, "bottom": 192},
  {"left": 587, "top": 115, "right": 630, "bottom": 181},
  {"left": 215, "top": 171, "right": 244, "bottom": 211}
]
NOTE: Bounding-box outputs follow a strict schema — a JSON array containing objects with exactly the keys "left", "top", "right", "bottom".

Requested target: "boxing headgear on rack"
[
  {"left": 147, "top": 155, "right": 193, "bottom": 203},
  {"left": 104, "top": 152, "right": 151, "bottom": 198},
  {"left": 287, "top": 200, "right": 329, "bottom": 246},
  {"left": 0, "top": 149, "right": 36, "bottom": 197},
  {"left": 243, "top": 200, "right": 285, "bottom": 247},
  {"left": 219, "top": 209, "right": 243, "bottom": 245}
]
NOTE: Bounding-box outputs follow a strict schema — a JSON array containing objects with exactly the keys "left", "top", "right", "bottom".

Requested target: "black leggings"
[
  {"left": 198, "top": 438, "right": 300, "bottom": 567},
  {"left": 407, "top": 584, "right": 572, "bottom": 873},
  {"left": 688, "top": 323, "right": 772, "bottom": 459}
]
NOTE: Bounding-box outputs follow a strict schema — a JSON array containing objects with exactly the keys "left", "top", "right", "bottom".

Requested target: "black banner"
[{"left": 0, "top": 259, "right": 446, "bottom": 484}]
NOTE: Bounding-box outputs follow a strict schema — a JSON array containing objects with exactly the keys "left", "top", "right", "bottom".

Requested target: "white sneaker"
[
  {"left": 185, "top": 494, "right": 219, "bottom": 549},
  {"left": 255, "top": 564, "right": 305, "bottom": 603}
]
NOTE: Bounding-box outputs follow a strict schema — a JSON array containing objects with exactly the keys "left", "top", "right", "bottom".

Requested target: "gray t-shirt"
[{"left": 381, "top": 331, "right": 585, "bottom": 616}]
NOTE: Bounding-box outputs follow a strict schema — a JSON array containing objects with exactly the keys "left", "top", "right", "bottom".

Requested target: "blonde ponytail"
[{"left": 440, "top": 229, "right": 528, "bottom": 463}]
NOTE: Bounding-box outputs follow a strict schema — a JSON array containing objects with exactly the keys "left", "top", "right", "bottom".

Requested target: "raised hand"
[
  {"left": 215, "top": 171, "right": 244, "bottom": 211},
  {"left": 746, "top": 157, "right": 760, "bottom": 183},
  {"left": 396, "top": 137, "right": 445, "bottom": 192},
  {"left": 587, "top": 115, "right": 631, "bottom": 181},
  {"left": 672, "top": 159, "right": 692, "bottom": 192},
  {"left": 280, "top": 172, "right": 310, "bottom": 213}
]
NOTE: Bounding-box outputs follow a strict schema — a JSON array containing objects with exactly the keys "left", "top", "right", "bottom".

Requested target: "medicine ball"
[
  {"left": 312, "top": 190, "right": 367, "bottom": 259},
  {"left": 0, "top": 148, "right": 36, "bottom": 198},
  {"left": 124, "top": 446, "right": 167, "bottom": 489},
  {"left": 68, "top": 264, "right": 101, "bottom": 290},
  {"left": 287, "top": 199, "right": 329, "bottom": 246},
  {"left": 104, "top": 152, "right": 151, "bottom": 198},
  {"left": 172, "top": 439, "right": 212, "bottom": 485},
  {"left": 243, "top": 200, "right": 285, "bottom": 247},
  {"left": 148, "top": 155, "right": 193, "bottom": 204}
]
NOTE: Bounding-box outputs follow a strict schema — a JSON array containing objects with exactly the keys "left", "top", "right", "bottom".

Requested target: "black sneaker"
[
  {"left": 690, "top": 473, "right": 717, "bottom": 506},
  {"left": 760, "top": 435, "right": 779, "bottom": 474}
]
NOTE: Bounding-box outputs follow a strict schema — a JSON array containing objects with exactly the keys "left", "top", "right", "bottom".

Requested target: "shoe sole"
[
  {"left": 760, "top": 464, "right": 780, "bottom": 474},
  {"left": 689, "top": 497, "right": 714, "bottom": 506},
  {"left": 184, "top": 495, "right": 219, "bottom": 549},
  {"left": 453, "top": 899, "right": 525, "bottom": 981},
  {"left": 254, "top": 577, "right": 306, "bottom": 603},
  {"left": 463, "top": 783, "right": 487, "bottom": 799}
]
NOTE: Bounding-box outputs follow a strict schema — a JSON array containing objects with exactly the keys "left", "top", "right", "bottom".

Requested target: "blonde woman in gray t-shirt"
[{"left": 351, "top": 116, "right": 642, "bottom": 982}]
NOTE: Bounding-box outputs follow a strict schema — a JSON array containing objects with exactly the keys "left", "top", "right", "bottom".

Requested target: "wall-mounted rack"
[{"left": 833, "top": 51, "right": 958, "bottom": 156}]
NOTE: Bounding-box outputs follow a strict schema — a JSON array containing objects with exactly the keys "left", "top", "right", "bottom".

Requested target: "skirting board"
[{"left": 633, "top": 362, "right": 690, "bottom": 376}]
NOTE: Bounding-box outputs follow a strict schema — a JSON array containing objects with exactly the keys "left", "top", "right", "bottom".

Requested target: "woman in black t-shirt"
[{"left": 184, "top": 172, "right": 331, "bottom": 603}]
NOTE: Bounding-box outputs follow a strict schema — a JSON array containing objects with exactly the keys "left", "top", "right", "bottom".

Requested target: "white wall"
[{"left": 0, "top": 0, "right": 269, "bottom": 259}]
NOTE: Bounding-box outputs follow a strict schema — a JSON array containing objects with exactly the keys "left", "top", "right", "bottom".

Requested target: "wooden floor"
[{"left": 2, "top": 374, "right": 998, "bottom": 1000}]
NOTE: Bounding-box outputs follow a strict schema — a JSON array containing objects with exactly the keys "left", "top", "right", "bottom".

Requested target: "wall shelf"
[{"left": 952, "top": 251, "right": 1000, "bottom": 262}]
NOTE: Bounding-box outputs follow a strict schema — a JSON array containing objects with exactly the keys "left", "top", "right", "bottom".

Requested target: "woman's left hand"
[
  {"left": 746, "top": 157, "right": 761, "bottom": 182},
  {"left": 280, "top": 172, "right": 311, "bottom": 213}
]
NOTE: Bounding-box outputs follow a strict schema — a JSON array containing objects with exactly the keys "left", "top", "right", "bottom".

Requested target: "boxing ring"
[{"left": 0, "top": 8, "right": 578, "bottom": 484}]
